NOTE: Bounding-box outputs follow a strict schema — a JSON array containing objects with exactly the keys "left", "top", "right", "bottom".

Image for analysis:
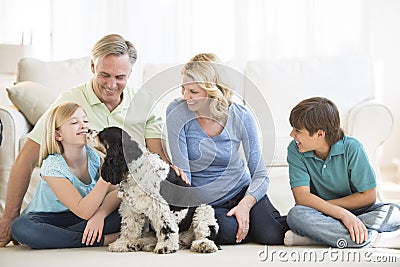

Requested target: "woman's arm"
[
  {"left": 43, "top": 176, "right": 110, "bottom": 220},
  {"left": 228, "top": 106, "right": 267, "bottom": 242},
  {"left": 241, "top": 107, "right": 269, "bottom": 201},
  {"left": 166, "top": 99, "right": 192, "bottom": 182}
]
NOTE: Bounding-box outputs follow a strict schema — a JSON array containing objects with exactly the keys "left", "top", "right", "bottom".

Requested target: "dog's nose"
[{"left": 88, "top": 129, "right": 93, "bottom": 134}]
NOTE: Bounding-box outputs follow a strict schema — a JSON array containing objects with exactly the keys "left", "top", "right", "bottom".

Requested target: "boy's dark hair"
[{"left": 289, "top": 97, "right": 344, "bottom": 145}]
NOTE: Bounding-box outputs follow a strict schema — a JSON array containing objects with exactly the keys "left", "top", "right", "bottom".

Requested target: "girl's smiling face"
[{"left": 56, "top": 107, "right": 90, "bottom": 146}]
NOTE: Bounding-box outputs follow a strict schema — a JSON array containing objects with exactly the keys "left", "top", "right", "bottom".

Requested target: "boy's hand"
[{"left": 340, "top": 210, "right": 368, "bottom": 244}]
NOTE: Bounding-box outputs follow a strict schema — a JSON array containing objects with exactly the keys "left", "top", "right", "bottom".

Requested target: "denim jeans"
[
  {"left": 11, "top": 210, "right": 121, "bottom": 249},
  {"left": 287, "top": 203, "right": 400, "bottom": 248},
  {"left": 213, "top": 187, "right": 289, "bottom": 245}
]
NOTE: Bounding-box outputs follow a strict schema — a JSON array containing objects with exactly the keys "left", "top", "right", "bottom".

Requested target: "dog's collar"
[{"left": 118, "top": 181, "right": 124, "bottom": 198}]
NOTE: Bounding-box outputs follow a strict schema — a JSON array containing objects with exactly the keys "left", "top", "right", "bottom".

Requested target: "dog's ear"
[
  {"left": 122, "top": 130, "right": 143, "bottom": 163},
  {"left": 101, "top": 143, "right": 128, "bottom": 185}
]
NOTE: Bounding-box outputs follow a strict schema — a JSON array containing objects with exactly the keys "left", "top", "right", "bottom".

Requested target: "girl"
[{"left": 11, "top": 102, "right": 120, "bottom": 249}]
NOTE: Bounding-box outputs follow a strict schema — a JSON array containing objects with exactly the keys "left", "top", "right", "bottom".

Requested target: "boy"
[{"left": 284, "top": 97, "right": 400, "bottom": 248}]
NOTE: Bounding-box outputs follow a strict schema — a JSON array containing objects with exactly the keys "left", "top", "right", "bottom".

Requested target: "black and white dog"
[{"left": 87, "top": 127, "right": 219, "bottom": 254}]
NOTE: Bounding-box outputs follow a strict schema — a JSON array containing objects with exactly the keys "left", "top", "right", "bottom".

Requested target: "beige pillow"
[
  {"left": 6, "top": 81, "right": 57, "bottom": 125},
  {"left": 17, "top": 57, "right": 92, "bottom": 95}
]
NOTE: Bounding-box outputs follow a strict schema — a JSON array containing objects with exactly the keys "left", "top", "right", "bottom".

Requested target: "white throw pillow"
[
  {"left": 6, "top": 81, "right": 57, "bottom": 125},
  {"left": 16, "top": 57, "right": 92, "bottom": 97}
]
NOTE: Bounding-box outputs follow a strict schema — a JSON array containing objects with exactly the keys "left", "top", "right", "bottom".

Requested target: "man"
[
  {"left": 0, "top": 34, "right": 168, "bottom": 247},
  {"left": 285, "top": 97, "right": 400, "bottom": 248}
]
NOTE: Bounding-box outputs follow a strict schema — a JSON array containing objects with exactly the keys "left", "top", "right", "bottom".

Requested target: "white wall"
[
  {"left": 365, "top": 0, "right": 400, "bottom": 168},
  {"left": 1, "top": 0, "right": 399, "bottom": 167}
]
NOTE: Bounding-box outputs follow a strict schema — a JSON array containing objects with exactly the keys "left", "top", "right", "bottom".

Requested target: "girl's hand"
[{"left": 82, "top": 212, "right": 105, "bottom": 246}]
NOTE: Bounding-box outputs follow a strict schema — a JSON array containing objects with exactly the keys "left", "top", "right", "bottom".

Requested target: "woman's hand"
[
  {"left": 171, "top": 165, "right": 190, "bottom": 185},
  {"left": 226, "top": 195, "right": 256, "bottom": 243},
  {"left": 82, "top": 212, "right": 105, "bottom": 246}
]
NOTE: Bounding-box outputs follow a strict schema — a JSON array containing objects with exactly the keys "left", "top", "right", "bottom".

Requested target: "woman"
[
  {"left": 166, "top": 53, "right": 288, "bottom": 245},
  {"left": 11, "top": 102, "right": 120, "bottom": 249}
]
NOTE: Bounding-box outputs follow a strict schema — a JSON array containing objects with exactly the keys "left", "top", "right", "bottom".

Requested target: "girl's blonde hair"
[
  {"left": 182, "top": 53, "right": 233, "bottom": 120},
  {"left": 39, "top": 102, "right": 84, "bottom": 166}
]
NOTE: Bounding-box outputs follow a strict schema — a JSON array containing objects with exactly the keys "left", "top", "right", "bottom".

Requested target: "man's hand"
[
  {"left": 0, "top": 215, "right": 15, "bottom": 247},
  {"left": 340, "top": 209, "right": 368, "bottom": 244}
]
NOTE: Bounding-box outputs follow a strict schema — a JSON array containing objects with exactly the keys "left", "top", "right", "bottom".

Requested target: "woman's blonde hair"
[
  {"left": 39, "top": 102, "right": 84, "bottom": 166},
  {"left": 182, "top": 53, "right": 233, "bottom": 120}
]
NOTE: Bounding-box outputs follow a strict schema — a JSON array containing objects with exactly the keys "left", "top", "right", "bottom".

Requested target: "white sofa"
[
  {"left": 0, "top": 55, "right": 393, "bottom": 217},
  {"left": 0, "top": 57, "right": 93, "bottom": 216}
]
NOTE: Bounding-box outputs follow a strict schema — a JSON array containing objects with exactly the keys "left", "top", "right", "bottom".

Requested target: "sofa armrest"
[{"left": 0, "top": 105, "right": 32, "bottom": 215}]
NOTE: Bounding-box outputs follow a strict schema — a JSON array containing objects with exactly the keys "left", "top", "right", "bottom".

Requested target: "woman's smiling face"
[{"left": 181, "top": 75, "right": 209, "bottom": 114}]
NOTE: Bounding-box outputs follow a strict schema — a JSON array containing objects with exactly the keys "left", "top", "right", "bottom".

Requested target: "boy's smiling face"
[
  {"left": 290, "top": 127, "right": 317, "bottom": 153},
  {"left": 290, "top": 127, "right": 330, "bottom": 160}
]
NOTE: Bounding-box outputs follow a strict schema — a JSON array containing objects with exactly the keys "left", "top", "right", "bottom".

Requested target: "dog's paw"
[
  {"left": 131, "top": 236, "right": 157, "bottom": 252},
  {"left": 154, "top": 241, "right": 178, "bottom": 254},
  {"left": 108, "top": 239, "right": 133, "bottom": 252},
  {"left": 190, "top": 239, "right": 219, "bottom": 253}
]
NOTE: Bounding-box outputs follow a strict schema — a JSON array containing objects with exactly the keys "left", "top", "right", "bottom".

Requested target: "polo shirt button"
[{"left": 323, "top": 165, "right": 327, "bottom": 168}]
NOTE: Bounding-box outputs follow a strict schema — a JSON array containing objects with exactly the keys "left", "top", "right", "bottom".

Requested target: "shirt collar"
[
  {"left": 303, "top": 137, "right": 345, "bottom": 159},
  {"left": 85, "top": 79, "right": 131, "bottom": 111}
]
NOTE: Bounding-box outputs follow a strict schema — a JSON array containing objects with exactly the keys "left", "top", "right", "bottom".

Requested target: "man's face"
[{"left": 91, "top": 54, "right": 131, "bottom": 107}]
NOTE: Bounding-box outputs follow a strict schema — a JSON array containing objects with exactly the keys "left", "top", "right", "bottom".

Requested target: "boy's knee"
[{"left": 287, "top": 205, "right": 313, "bottom": 226}]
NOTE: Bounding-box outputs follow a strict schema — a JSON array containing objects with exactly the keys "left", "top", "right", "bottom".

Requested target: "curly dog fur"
[{"left": 87, "top": 127, "right": 219, "bottom": 254}]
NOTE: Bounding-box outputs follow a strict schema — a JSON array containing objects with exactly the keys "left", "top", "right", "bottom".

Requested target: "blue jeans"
[
  {"left": 11, "top": 210, "right": 121, "bottom": 249},
  {"left": 213, "top": 189, "right": 288, "bottom": 245},
  {"left": 287, "top": 203, "right": 400, "bottom": 248}
]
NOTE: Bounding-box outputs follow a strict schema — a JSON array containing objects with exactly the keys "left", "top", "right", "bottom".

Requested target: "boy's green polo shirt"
[
  {"left": 29, "top": 80, "right": 163, "bottom": 146},
  {"left": 287, "top": 135, "right": 376, "bottom": 200}
]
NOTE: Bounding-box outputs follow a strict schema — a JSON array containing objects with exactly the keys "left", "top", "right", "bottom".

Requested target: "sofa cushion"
[
  {"left": 6, "top": 81, "right": 56, "bottom": 125},
  {"left": 16, "top": 57, "right": 92, "bottom": 96}
]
